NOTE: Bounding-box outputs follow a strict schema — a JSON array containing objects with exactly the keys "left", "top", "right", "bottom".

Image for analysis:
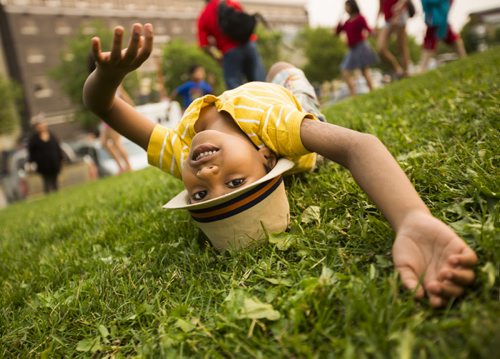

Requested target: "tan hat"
[{"left": 164, "top": 158, "right": 294, "bottom": 251}]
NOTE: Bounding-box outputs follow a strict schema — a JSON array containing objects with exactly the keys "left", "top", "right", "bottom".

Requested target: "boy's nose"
[{"left": 196, "top": 165, "right": 219, "bottom": 178}]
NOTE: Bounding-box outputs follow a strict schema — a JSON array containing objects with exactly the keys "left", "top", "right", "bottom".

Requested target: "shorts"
[
  {"left": 271, "top": 67, "right": 325, "bottom": 122},
  {"left": 423, "top": 25, "right": 459, "bottom": 51},
  {"left": 385, "top": 9, "right": 409, "bottom": 28}
]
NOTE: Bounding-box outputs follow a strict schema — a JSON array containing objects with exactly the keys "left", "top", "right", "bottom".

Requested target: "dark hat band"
[{"left": 189, "top": 176, "right": 283, "bottom": 223}]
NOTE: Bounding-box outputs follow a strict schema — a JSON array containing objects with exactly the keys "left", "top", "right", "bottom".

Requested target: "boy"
[
  {"left": 84, "top": 23, "right": 477, "bottom": 308},
  {"left": 170, "top": 64, "right": 213, "bottom": 109}
]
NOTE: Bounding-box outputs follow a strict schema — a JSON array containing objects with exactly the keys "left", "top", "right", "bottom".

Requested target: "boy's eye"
[
  {"left": 192, "top": 190, "right": 207, "bottom": 201},
  {"left": 227, "top": 178, "right": 245, "bottom": 188}
]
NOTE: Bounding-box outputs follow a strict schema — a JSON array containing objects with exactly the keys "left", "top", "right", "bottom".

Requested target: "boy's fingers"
[
  {"left": 427, "top": 280, "right": 464, "bottom": 299},
  {"left": 91, "top": 37, "right": 102, "bottom": 61},
  {"left": 449, "top": 247, "right": 477, "bottom": 268},
  {"left": 398, "top": 267, "right": 424, "bottom": 298},
  {"left": 110, "top": 26, "right": 124, "bottom": 62},
  {"left": 124, "top": 23, "right": 142, "bottom": 61},
  {"left": 438, "top": 268, "right": 475, "bottom": 286},
  {"left": 137, "top": 23, "right": 153, "bottom": 63}
]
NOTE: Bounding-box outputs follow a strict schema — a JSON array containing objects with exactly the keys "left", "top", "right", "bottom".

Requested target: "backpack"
[{"left": 217, "top": 0, "right": 265, "bottom": 43}]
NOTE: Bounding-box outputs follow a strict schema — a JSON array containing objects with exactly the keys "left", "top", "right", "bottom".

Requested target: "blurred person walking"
[
  {"left": 335, "top": 0, "right": 379, "bottom": 96},
  {"left": 27, "top": 117, "right": 64, "bottom": 194},
  {"left": 420, "top": 0, "right": 466, "bottom": 72},
  {"left": 376, "top": 0, "right": 414, "bottom": 78},
  {"left": 197, "top": 0, "right": 266, "bottom": 89}
]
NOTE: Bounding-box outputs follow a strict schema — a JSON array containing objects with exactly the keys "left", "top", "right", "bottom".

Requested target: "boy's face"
[{"left": 181, "top": 130, "right": 271, "bottom": 203}]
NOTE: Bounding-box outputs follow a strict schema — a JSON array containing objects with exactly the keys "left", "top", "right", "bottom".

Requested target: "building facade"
[{"left": 0, "top": 0, "right": 307, "bottom": 139}]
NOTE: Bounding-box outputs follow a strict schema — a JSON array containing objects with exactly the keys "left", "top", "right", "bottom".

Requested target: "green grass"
[{"left": 1, "top": 49, "right": 499, "bottom": 358}]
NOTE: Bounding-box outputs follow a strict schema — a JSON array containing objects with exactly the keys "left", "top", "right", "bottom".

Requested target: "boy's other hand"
[
  {"left": 91, "top": 23, "right": 153, "bottom": 80},
  {"left": 392, "top": 211, "right": 477, "bottom": 308}
]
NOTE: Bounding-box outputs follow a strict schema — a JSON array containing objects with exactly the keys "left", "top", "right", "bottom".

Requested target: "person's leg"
[
  {"left": 361, "top": 67, "right": 374, "bottom": 91},
  {"left": 48, "top": 173, "right": 58, "bottom": 192},
  {"left": 395, "top": 25, "right": 410, "bottom": 75},
  {"left": 222, "top": 47, "right": 244, "bottom": 89},
  {"left": 342, "top": 69, "right": 357, "bottom": 96},
  {"left": 108, "top": 128, "right": 131, "bottom": 172},
  {"left": 41, "top": 174, "right": 50, "bottom": 194},
  {"left": 101, "top": 126, "right": 125, "bottom": 172},
  {"left": 420, "top": 26, "right": 437, "bottom": 72},
  {"left": 267, "top": 62, "right": 325, "bottom": 121},
  {"left": 453, "top": 38, "right": 466, "bottom": 58},
  {"left": 376, "top": 26, "right": 403, "bottom": 75},
  {"left": 242, "top": 41, "right": 266, "bottom": 83}
]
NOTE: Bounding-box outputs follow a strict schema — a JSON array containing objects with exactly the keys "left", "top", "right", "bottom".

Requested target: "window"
[
  {"left": 26, "top": 48, "right": 45, "bottom": 64},
  {"left": 33, "top": 77, "right": 53, "bottom": 99},
  {"left": 55, "top": 20, "right": 72, "bottom": 35},
  {"left": 20, "top": 19, "right": 39, "bottom": 35}
]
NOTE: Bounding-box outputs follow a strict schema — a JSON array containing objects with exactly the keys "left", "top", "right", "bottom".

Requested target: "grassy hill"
[{"left": 1, "top": 49, "right": 499, "bottom": 357}]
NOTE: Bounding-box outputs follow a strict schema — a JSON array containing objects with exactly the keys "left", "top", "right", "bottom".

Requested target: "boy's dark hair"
[
  {"left": 345, "top": 0, "right": 360, "bottom": 15},
  {"left": 189, "top": 64, "right": 203, "bottom": 76}
]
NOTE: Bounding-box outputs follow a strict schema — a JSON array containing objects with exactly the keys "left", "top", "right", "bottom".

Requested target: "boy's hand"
[
  {"left": 91, "top": 23, "right": 153, "bottom": 80},
  {"left": 392, "top": 211, "right": 477, "bottom": 308}
]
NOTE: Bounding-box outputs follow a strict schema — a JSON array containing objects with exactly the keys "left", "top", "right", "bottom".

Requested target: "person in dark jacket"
[{"left": 28, "top": 120, "right": 64, "bottom": 193}]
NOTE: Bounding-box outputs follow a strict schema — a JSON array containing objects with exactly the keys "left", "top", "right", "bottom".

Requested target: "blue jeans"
[{"left": 222, "top": 41, "right": 265, "bottom": 89}]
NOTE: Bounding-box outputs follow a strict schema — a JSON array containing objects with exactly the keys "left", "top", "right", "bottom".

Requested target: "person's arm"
[
  {"left": 83, "top": 23, "right": 155, "bottom": 150},
  {"left": 335, "top": 22, "right": 343, "bottom": 36},
  {"left": 300, "top": 119, "right": 477, "bottom": 307}
]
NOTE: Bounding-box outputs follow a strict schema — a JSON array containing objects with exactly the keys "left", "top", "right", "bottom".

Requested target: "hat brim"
[{"left": 163, "top": 158, "right": 294, "bottom": 210}]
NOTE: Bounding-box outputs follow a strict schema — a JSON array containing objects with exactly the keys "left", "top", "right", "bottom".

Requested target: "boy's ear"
[{"left": 258, "top": 147, "right": 277, "bottom": 169}]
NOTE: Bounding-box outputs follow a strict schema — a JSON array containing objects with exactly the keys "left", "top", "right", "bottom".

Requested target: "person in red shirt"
[
  {"left": 336, "top": 0, "right": 379, "bottom": 96},
  {"left": 376, "top": 0, "right": 411, "bottom": 78},
  {"left": 197, "top": 0, "right": 265, "bottom": 89}
]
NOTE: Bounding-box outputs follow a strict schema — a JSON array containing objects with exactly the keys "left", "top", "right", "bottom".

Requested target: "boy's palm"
[{"left": 392, "top": 211, "right": 477, "bottom": 308}]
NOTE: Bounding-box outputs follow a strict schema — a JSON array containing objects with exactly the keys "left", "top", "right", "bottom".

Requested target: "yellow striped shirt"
[{"left": 147, "top": 82, "right": 317, "bottom": 179}]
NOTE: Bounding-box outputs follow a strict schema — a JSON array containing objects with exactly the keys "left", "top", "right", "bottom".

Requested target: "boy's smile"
[{"left": 182, "top": 130, "right": 273, "bottom": 203}]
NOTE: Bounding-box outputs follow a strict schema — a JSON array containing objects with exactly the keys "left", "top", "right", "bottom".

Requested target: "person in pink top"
[
  {"left": 197, "top": 0, "right": 265, "bottom": 89},
  {"left": 376, "top": 0, "right": 412, "bottom": 78},
  {"left": 336, "top": 0, "right": 379, "bottom": 96}
]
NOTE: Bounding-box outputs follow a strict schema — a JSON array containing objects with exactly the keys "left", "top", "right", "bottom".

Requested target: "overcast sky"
[{"left": 307, "top": 0, "right": 499, "bottom": 41}]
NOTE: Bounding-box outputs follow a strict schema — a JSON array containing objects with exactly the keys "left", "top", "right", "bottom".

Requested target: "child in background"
[
  {"left": 83, "top": 23, "right": 477, "bottom": 308},
  {"left": 335, "top": 0, "right": 379, "bottom": 96},
  {"left": 170, "top": 64, "right": 213, "bottom": 109},
  {"left": 420, "top": 0, "right": 466, "bottom": 72}
]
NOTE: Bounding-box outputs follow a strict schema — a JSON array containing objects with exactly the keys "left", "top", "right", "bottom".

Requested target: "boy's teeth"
[{"left": 196, "top": 150, "right": 216, "bottom": 161}]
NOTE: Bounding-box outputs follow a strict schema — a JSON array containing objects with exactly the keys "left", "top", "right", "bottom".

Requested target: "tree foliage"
[
  {"left": 294, "top": 27, "right": 347, "bottom": 83},
  {"left": 50, "top": 20, "right": 139, "bottom": 130},
  {"left": 0, "top": 75, "right": 21, "bottom": 136},
  {"left": 256, "top": 26, "right": 283, "bottom": 72},
  {"left": 161, "top": 40, "right": 224, "bottom": 97}
]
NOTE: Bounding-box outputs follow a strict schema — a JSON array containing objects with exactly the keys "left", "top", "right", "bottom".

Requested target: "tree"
[
  {"left": 51, "top": 20, "right": 139, "bottom": 130},
  {"left": 294, "top": 27, "right": 347, "bottom": 84},
  {"left": 160, "top": 40, "right": 224, "bottom": 96},
  {"left": 0, "top": 75, "right": 21, "bottom": 136}
]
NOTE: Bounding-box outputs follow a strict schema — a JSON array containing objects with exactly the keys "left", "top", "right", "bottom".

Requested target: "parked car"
[
  {"left": 71, "top": 138, "right": 148, "bottom": 177},
  {"left": 0, "top": 143, "right": 97, "bottom": 203},
  {"left": 134, "top": 100, "right": 182, "bottom": 129}
]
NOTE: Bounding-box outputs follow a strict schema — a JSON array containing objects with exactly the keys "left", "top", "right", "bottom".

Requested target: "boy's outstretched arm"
[
  {"left": 83, "top": 23, "right": 155, "bottom": 150},
  {"left": 300, "top": 119, "right": 477, "bottom": 307}
]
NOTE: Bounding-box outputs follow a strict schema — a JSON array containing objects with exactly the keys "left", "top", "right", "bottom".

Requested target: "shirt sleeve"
[
  {"left": 360, "top": 15, "right": 372, "bottom": 33},
  {"left": 197, "top": 12, "right": 209, "bottom": 47},
  {"left": 336, "top": 22, "right": 344, "bottom": 35},
  {"left": 147, "top": 124, "right": 183, "bottom": 178}
]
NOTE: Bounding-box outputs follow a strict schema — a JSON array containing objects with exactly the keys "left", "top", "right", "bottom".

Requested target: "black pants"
[{"left": 41, "top": 173, "right": 59, "bottom": 194}]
